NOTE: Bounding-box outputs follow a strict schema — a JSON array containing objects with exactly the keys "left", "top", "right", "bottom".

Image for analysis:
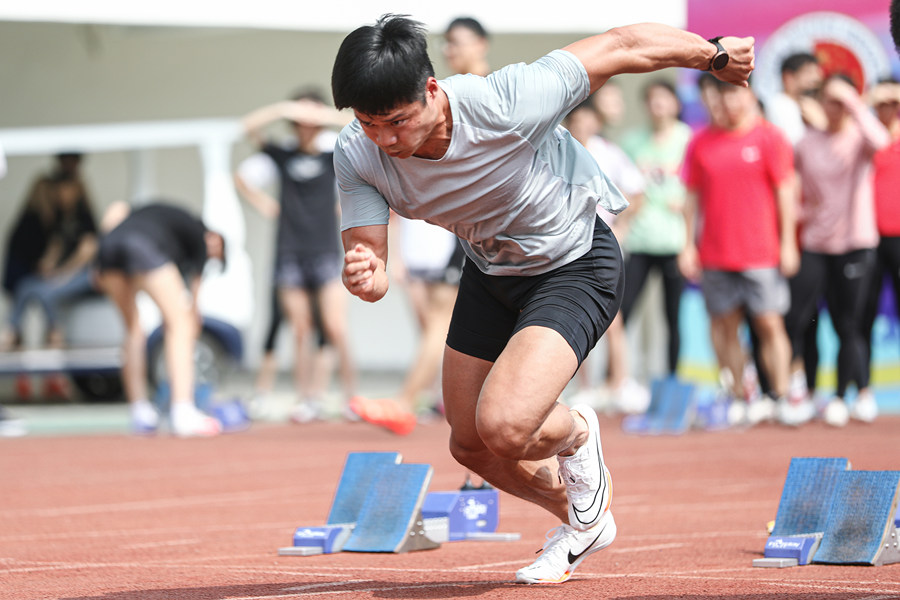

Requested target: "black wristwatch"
[{"left": 706, "top": 36, "right": 729, "bottom": 71}]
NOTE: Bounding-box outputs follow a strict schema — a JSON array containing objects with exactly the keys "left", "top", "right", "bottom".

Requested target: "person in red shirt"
[
  {"left": 861, "top": 78, "right": 900, "bottom": 422},
  {"left": 680, "top": 78, "right": 799, "bottom": 426}
]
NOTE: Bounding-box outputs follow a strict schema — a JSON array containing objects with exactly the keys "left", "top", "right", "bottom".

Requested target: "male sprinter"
[{"left": 332, "top": 15, "right": 753, "bottom": 583}]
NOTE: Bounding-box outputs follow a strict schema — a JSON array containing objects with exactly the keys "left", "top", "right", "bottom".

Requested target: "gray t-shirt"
[{"left": 335, "top": 49, "right": 628, "bottom": 276}]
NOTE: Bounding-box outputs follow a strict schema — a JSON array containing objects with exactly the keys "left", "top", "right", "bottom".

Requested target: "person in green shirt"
[{"left": 619, "top": 79, "right": 692, "bottom": 377}]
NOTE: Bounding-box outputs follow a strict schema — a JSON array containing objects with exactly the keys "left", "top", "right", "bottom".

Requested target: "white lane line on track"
[
  {"left": 453, "top": 560, "right": 526, "bottom": 571},
  {"left": 0, "top": 521, "right": 292, "bottom": 543},
  {"left": 608, "top": 542, "right": 685, "bottom": 553},
  {"left": 4, "top": 487, "right": 308, "bottom": 518},
  {"left": 119, "top": 538, "right": 201, "bottom": 550}
]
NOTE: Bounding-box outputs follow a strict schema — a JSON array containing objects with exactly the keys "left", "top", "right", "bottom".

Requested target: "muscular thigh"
[{"left": 446, "top": 217, "right": 622, "bottom": 368}]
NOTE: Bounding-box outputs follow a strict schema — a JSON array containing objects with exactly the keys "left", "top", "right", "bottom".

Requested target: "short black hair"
[
  {"left": 892, "top": 0, "right": 900, "bottom": 54},
  {"left": 332, "top": 14, "right": 435, "bottom": 115},
  {"left": 780, "top": 52, "right": 818, "bottom": 75},
  {"left": 446, "top": 17, "right": 489, "bottom": 39}
]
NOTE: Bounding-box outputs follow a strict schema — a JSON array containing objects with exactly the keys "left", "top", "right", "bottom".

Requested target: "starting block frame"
[
  {"left": 756, "top": 457, "right": 900, "bottom": 567},
  {"left": 280, "top": 452, "right": 514, "bottom": 557}
]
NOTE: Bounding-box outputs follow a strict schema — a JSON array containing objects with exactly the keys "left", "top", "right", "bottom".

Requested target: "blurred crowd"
[{"left": 2, "top": 17, "right": 900, "bottom": 437}]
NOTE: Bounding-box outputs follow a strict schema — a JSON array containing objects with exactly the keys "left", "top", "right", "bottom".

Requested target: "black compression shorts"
[{"left": 446, "top": 216, "right": 623, "bottom": 367}]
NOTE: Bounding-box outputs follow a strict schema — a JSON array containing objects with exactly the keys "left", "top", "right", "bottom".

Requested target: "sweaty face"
[{"left": 354, "top": 96, "right": 438, "bottom": 159}]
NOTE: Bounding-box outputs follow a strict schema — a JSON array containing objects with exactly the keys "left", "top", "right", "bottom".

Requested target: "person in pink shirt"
[
  {"left": 680, "top": 79, "right": 799, "bottom": 427},
  {"left": 786, "top": 74, "right": 891, "bottom": 427}
]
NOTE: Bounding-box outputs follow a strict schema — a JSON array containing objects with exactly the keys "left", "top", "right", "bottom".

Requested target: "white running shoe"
[
  {"left": 776, "top": 396, "right": 815, "bottom": 427},
  {"left": 850, "top": 391, "right": 878, "bottom": 423},
  {"left": 515, "top": 511, "right": 617, "bottom": 584},
  {"left": 823, "top": 399, "right": 849, "bottom": 428},
  {"left": 289, "top": 400, "right": 322, "bottom": 424},
  {"left": 727, "top": 400, "right": 748, "bottom": 427},
  {"left": 171, "top": 405, "right": 221, "bottom": 438},
  {"left": 613, "top": 378, "right": 651, "bottom": 415},
  {"left": 558, "top": 404, "right": 612, "bottom": 531},
  {"left": 746, "top": 396, "right": 776, "bottom": 425}
]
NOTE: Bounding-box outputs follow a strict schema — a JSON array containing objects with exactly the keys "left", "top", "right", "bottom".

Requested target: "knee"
[
  {"left": 474, "top": 407, "right": 540, "bottom": 461},
  {"left": 449, "top": 437, "right": 490, "bottom": 472}
]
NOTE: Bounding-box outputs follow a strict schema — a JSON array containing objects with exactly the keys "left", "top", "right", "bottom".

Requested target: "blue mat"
[
  {"left": 343, "top": 463, "right": 438, "bottom": 553},
  {"left": 815, "top": 471, "right": 900, "bottom": 565},
  {"left": 771, "top": 457, "right": 850, "bottom": 537},
  {"left": 326, "top": 452, "right": 402, "bottom": 525}
]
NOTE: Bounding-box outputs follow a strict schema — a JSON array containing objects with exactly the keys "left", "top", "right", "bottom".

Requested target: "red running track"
[{"left": 3, "top": 414, "right": 900, "bottom": 599}]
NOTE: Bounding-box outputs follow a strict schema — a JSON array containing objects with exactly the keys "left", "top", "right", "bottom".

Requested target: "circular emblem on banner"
[{"left": 754, "top": 11, "right": 891, "bottom": 102}]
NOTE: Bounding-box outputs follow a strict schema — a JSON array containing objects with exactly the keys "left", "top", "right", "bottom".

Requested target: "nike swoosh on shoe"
[{"left": 567, "top": 521, "right": 609, "bottom": 564}]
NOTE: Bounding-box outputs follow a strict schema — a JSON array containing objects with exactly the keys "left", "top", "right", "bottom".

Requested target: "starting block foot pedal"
[
  {"left": 327, "top": 452, "right": 402, "bottom": 526},
  {"left": 771, "top": 457, "right": 850, "bottom": 538},
  {"left": 343, "top": 463, "right": 440, "bottom": 553},
  {"left": 814, "top": 470, "right": 900, "bottom": 566},
  {"left": 752, "top": 557, "right": 799, "bottom": 568},
  {"left": 287, "top": 524, "right": 353, "bottom": 555},
  {"left": 278, "top": 546, "right": 324, "bottom": 557},
  {"left": 756, "top": 533, "right": 822, "bottom": 567}
]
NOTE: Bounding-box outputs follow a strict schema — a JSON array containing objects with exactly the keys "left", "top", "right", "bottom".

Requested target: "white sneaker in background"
[
  {"left": 566, "top": 388, "right": 605, "bottom": 412},
  {"left": 850, "top": 390, "right": 878, "bottom": 423},
  {"left": 0, "top": 406, "right": 26, "bottom": 437},
  {"left": 746, "top": 396, "right": 777, "bottom": 425},
  {"left": 289, "top": 400, "right": 322, "bottom": 424},
  {"left": 171, "top": 404, "right": 221, "bottom": 438},
  {"left": 614, "top": 378, "right": 651, "bottom": 415},
  {"left": 776, "top": 396, "right": 815, "bottom": 427},
  {"left": 131, "top": 399, "right": 160, "bottom": 435},
  {"left": 823, "top": 399, "right": 850, "bottom": 428},
  {"left": 515, "top": 512, "right": 616, "bottom": 584},
  {"left": 727, "top": 400, "right": 748, "bottom": 427}
]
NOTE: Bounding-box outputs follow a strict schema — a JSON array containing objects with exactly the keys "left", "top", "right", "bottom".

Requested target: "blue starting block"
[
  {"left": 278, "top": 453, "right": 517, "bottom": 557},
  {"left": 342, "top": 463, "right": 440, "bottom": 553},
  {"left": 815, "top": 470, "right": 900, "bottom": 566},
  {"left": 754, "top": 457, "right": 900, "bottom": 568},
  {"left": 326, "top": 452, "right": 402, "bottom": 525},
  {"left": 622, "top": 376, "right": 695, "bottom": 435},
  {"left": 278, "top": 452, "right": 403, "bottom": 556}
]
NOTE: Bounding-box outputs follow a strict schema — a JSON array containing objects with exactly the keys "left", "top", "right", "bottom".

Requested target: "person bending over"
[{"left": 95, "top": 202, "right": 225, "bottom": 437}]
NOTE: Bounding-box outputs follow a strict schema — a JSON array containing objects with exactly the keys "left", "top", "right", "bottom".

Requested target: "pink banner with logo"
[{"left": 688, "top": 0, "right": 897, "bottom": 98}]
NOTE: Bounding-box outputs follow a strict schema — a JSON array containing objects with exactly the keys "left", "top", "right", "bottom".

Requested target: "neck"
[
  {"left": 652, "top": 117, "right": 675, "bottom": 135},
  {"left": 413, "top": 89, "right": 453, "bottom": 159},
  {"left": 728, "top": 113, "right": 756, "bottom": 133},
  {"left": 889, "top": 119, "right": 900, "bottom": 140}
]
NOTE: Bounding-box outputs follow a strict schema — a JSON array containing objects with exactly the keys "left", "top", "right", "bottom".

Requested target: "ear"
[{"left": 425, "top": 77, "right": 440, "bottom": 100}]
